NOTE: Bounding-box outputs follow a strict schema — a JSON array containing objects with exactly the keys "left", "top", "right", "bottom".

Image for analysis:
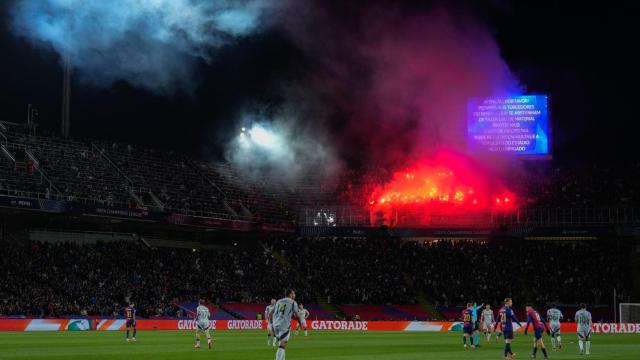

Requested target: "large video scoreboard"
[{"left": 467, "top": 95, "right": 549, "bottom": 156}]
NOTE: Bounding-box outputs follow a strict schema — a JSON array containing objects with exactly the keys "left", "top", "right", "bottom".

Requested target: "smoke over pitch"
[
  {"left": 10, "top": 0, "right": 523, "bottom": 189},
  {"left": 225, "top": 2, "right": 521, "bottom": 188},
  {"left": 10, "top": 0, "right": 281, "bottom": 92},
  {"left": 284, "top": 3, "right": 521, "bottom": 170}
]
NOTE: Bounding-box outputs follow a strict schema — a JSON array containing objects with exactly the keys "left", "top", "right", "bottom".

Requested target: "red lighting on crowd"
[{"left": 367, "top": 150, "right": 516, "bottom": 226}]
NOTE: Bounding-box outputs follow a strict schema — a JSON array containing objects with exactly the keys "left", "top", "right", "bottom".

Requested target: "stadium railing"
[{"left": 298, "top": 206, "right": 640, "bottom": 227}]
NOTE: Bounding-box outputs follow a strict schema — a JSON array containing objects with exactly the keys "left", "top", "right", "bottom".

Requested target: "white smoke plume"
[{"left": 11, "top": 0, "right": 283, "bottom": 92}]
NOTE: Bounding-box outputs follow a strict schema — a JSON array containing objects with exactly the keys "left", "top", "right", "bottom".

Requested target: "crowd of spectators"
[
  {"left": 0, "top": 237, "right": 632, "bottom": 318},
  {"left": 516, "top": 162, "right": 640, "bottom": 208}
]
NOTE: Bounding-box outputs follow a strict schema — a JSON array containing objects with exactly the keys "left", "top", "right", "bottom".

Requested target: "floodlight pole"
[{"left": 61, "top": 55, "right": 71, "bottom": 138}]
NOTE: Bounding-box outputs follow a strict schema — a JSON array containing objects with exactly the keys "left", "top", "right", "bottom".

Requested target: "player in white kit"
[
  {"left": 272, "top": 289, "right": 303, "bottom": 360},
  {"left": 575, "top": 303, "right": 592, "bottom": 355},
  {"left": 266, "top": 298, "right": 277, "bottom": 346},
  {"left": 480, "top": 304, "right": 495, "bottom": 341},
  {"left": 546, "top": 306, "right": 563, "bottom": 350},
  {"left": 295, "top": 303, "right": 310, "bottom": 337},
  {"left": 194, "top": 299, "right": 212, "bottom": 349}
]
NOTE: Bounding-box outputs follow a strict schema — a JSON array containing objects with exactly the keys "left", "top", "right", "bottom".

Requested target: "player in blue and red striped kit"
[
  {"left": 462, "top": 303, "right": 476, "bottom": 349},
  {"left": 124, "top": 302, "right": 137, "bottom": 342},
  {"left": 495, "top": 298, "right": 522, "bottom": 360},
  {"left": 524, "top": 305, "right": 551, "bottom": 359}
]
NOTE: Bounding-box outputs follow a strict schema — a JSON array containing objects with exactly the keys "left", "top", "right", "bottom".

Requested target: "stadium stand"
[
  {"left": 2, "top": 121, "right": 640, "bottom": 227},
  {"left": 0, "top": 237, "right": 632, "bottom": 321},
  {"left": 0, "top": 121, "right": 638, "bottom": 324},
  {"left": 0, "top": 122, "right": 294, "bottom": 223}
]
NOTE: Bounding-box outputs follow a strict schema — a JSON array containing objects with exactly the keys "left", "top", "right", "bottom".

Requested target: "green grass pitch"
[{"left": 0, "top": 330, "right": 638, "bottom": 360}]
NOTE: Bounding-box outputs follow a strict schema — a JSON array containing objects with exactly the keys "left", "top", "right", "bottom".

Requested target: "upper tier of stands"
[
  {"left": 2, "top": 121, "right": 639, "bottom": 227},
  {"left": 0, "top": 122, "right": 292, "bottom": 223}
]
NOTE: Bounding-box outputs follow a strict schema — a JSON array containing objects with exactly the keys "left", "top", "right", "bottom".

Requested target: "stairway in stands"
[
  {"left": 402, "top": 272, "right": 444, "bottom": 320},
  {"left": 316, "top": 297, "right": 348, "bottom": 320}
]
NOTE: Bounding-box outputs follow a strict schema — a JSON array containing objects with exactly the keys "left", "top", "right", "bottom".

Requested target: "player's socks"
[
  {"left": 304, "top": 330, "right": 308, "bottom": 337},
  {"left": 578, "top": 340, "right": 584, "bottom": 353},
  {"left": 541, "top": 348, "right": 548, "bottom": 358},
  {"left": 533, "top": 347, "right": 538, "bottom": 357},
  {"left": 195, "top": 339, "right": 201, "bottom": 349},
  {"left": 207, "top": 338, "right": 212, "bottom": 349},
  {"left": 585, "top": 341, "right": 591, "bottom": 354},
  {"left": 463, "top": 336, "right": 467, "bottom": 345},
  {"left": 557, "top": 336, "right": 562, "bottom": 349},
  {"left": 474, "top": 333, "right": 479, "bottom": 345},
  {"left": 132, "top": 329, "right": 136, "bottom": 339},
  {"left": 550, "top": 337, "right": 556, "bottom": 349},
  {"left": 126, "top": 330, "right": 129, "bottom": 339},
  {"left": 276, "top": 346, "right": 286, "bottom": 360}
]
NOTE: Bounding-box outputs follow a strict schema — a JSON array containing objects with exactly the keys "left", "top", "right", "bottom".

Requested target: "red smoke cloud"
[
  {"left": 368, "top": 150, "right": 515, "bottom": 227},
  {"left": 285, "top": 2, "right": 521, "bottom": 169},
  {"left": 279, "top": 2, "right": 524, "bottom": 218}
]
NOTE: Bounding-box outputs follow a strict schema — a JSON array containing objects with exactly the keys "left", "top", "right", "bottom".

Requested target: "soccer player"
[
  {"left": 481, "top": 304, "right": 495, "bottom": 341},
  {"left": 462, "top": 303, "right": 476, "bottom": 349},
  {"left": 471, "top": 302, "right": 484, "bottom": 346},
  {"left": 546, "top": 305, "right": 563, "bottom": 350},
  {"left": 124, "top": 302, "right": 136, "bottom": 342},
  {"left": 266, "top": 299, "right": 277, "bottom": 346},
  {"left": 194, "top": 299, "right": 213, "bottom": 349},
  {"left": 575, "top": 303, "right": 593, "bottom": 355},
  {"left": 495, "top": 297, "right": 522, "bottom": 360},
  {"left": 272, "top": 289, "right": 303, "bottom": 360},
  {"left": 524, "top": 305, "right": 551, "bottom": 360},
  {"left": 295, "top": 303, "right": 310, "bottom": 337}
]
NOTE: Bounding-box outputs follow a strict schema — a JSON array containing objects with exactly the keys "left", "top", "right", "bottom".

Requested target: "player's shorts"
[
  {"left": 274, "top": 325, "right": 291, "bottom": 342},
  {"left": 483, "top": 321, "right": 494, "bottom": 330},
  {"left": 463, "top": 324, "right": 474, "bottom": 335},
  {"left": 549, "top": 323, "right": 561, "bottom": 336},
  {"left": 196, "top": 320, "right": 211, "bottom": 331},
  {"left": 577, "top": 328, "right": 591, "bottom": 341},
  {"left": 503, "top": 330, "right": 514, "bottom": 340},
  {"left": 299, "top": 319, "right": 307, "bottom": 328},
  {"left": 126, "top": 319, "right": 136, "bottom": 328},
  {"left": 533, "top": 328, "right": 543, "bottom": 340}
]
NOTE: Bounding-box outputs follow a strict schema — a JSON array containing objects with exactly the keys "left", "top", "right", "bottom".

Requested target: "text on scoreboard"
[{"left": 467, "top": 95, "right": 549, "bottom": 155}]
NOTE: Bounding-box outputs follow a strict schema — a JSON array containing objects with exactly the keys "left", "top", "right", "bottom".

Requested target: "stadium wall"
[{"left": 1, "top": 319, "right": 639, "bottom": 333}]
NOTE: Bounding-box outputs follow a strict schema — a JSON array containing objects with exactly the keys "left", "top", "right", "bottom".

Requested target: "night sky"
[{"left": 0, "top": 0, "right": 637, "bottom": 166}]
